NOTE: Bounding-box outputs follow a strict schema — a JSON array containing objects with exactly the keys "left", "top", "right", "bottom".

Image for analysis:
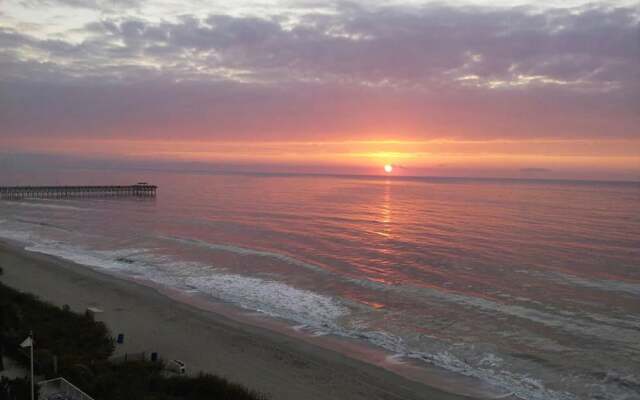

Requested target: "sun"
[{"left": 384, "top": 164, "right": 393, "bottom": 173}]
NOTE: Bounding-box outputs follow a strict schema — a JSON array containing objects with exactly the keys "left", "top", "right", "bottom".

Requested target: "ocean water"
[{"left": 1, "top": 170, "right": 639, "bottom": 400}]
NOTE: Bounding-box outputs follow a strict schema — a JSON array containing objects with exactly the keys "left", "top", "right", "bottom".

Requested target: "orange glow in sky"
[{"left": 2, "top": 136, "right": 638, "bottom": 180}]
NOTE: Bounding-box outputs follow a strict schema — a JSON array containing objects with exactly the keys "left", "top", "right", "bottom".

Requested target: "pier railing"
[{"left": 0, "top": 184, "right": 157, "bottom": 199}]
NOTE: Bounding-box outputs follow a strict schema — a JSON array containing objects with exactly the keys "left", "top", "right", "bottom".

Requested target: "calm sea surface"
[{"left": 1, "top": 170, "right": 639, "bottom": 400}]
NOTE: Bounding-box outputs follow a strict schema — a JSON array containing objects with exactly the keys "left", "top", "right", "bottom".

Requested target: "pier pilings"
[{"left": 0, "top": 184, "right": 157, "bottom": 199}]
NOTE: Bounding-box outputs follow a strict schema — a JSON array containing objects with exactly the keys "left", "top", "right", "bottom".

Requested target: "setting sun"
[{"left": 384, "top": 164, "right": 393, "bottom": 173}]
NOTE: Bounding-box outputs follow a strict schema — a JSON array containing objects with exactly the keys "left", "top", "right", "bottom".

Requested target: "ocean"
[{"left": 1, "top": 169, "right": 638, "bottom": 400}]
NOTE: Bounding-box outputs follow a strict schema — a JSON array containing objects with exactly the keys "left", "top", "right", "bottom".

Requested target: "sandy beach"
[{"left": 0, "top": 240, "right": 476, "bottom": 400}]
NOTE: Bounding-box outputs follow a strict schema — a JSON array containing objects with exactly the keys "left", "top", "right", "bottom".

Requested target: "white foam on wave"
[
  {"left": 333, "top": 327, "right": 576, "bottom": 400},
  {"left": 346, "top": 277, "right": 640, "bottom": 347},
  {"left": 14, "top": 218, "right": 70, "bottom": 232},
  {"left": 410, "top": 352, "right": 576, "bottom": 400},
  {"left": 20, "top": 238, "right": 348, "bottom": 332},
  {"left": 26, "top": 243, "right": 150, "bottom": 273},
  {"left": 154, "top": 239, "right": 640, "bottom": 349},
  {"left": 46, "top": 234, "right": 631, "bottom": 400},
  {"left": 158, "top": 235, "right": 330, "bottom": 275},
  {"left": 8, "top": 201, "right": 87, "bottom": 211},
  {"left": 5, "top": 233, "right": 630, "bottom": 400},
  {"left": 385, "top": 354, "right": 406, "bottom": 365},
  {"left": 340, "top": 277, "right": 640, "bottom": 400},
  {"left": 178, "top": 273, "right": 347, "bottom": 328},
  {"left": 0, "top": 226, "right": 34, "bottom": 244},
  {"left": 552, "top": 272, "right": 640, "bottom": 297},
  {"left": 517, "top": 268, "right": 640, "bottom": 297}
]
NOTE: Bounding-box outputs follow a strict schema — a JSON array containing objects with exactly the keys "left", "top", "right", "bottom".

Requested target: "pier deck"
[{"left": 0, "top": 184, "right": 157, "bottom": 199}]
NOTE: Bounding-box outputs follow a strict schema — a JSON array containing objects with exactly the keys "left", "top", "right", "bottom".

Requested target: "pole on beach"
[
  {"left": 20, "top": 332, "right": 34, "bottom": 400},
  {"left": 30, "top": 331, "right": 34, "bottom": 400}
]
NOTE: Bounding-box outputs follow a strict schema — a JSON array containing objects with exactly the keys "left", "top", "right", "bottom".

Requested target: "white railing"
[{"left": 38, "top": 377, "right": 94, "bottom": 400}]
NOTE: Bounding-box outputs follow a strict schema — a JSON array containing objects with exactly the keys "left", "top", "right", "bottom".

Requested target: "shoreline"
[{"left": 0, "top": 240, "right": 483, "bottom": 400}]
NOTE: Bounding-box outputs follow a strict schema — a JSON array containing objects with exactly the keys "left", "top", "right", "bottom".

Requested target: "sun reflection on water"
[{"left": 376, "top": 179, "right": 393, "bottom": 242}]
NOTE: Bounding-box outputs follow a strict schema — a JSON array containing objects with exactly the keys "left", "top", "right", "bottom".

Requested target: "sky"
[{"left": 1, "top": 0, "right": 639, "bottom": 180}]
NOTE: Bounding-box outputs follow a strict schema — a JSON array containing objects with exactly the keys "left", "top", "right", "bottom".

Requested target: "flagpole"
[{"left": 29, "top": 331, "right": 34, "bottom": 400}]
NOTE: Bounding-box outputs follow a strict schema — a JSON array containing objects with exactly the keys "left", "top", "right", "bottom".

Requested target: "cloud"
[
  {"left": 18, "top": 0, "right": 144, "bottom": 11},
  {"left": 0, "top": 2, "right": 638, "bottom": 143},
  {"left": 3, "top": 3, "right": 638, "bottom": 87}
]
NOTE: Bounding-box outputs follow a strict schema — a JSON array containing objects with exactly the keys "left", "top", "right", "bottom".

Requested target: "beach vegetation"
[
  {"left": 75, "top": 361, "right": 267, "bottom": 400},
  {"left": 0, "top": 282, "right": 114, "bottom": 370},
  {"left": 0, "top": 282, "right": 266, "bottom": 400},
  {"left": 0, "top": 376, "right": 33, "bottom": 400}
]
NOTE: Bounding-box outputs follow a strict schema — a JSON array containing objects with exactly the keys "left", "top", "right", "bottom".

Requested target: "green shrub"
[
  {"left": 0, "top": 283, "right": 267, "bottom": 400},
  {"left": 0, "top": 376, "right": 37, "bottom": 400},
  {"left": 70, "top": 360, "right": 267, "bottom": 400},
  {"left": 0, "top": 282, "right": 115, "bottom": 376},
  {"left": 162, "top": 373, "right": 268, "bottom": 400}
]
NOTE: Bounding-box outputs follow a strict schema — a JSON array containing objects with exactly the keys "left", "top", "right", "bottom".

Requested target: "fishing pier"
[{"left": 0, "top": 183, "right": 157, "bottom": 199}]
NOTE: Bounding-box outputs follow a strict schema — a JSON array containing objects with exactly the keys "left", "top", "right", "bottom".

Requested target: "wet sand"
[{"left": 0, "top": 240, "right": 477, "bottom": 400}]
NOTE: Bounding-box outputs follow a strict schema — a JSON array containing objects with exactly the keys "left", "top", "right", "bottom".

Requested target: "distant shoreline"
[{"left": 0, "top": 240, "right": 479, "bottom": 400}]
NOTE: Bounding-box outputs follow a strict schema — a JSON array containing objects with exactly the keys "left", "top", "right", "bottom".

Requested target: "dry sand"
[{"left": 0, "top": 241, "right": 476, "bottom": 400}]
